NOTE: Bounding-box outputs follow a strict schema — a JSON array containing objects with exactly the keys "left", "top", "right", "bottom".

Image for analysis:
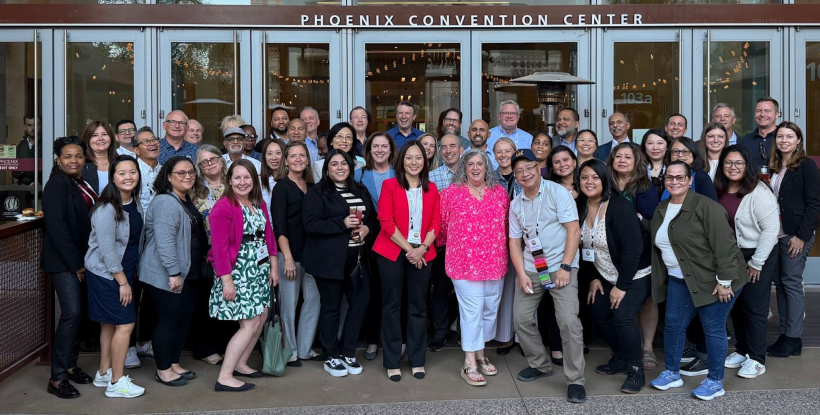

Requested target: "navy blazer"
[
  {"left": 775, "top": 157, "right": 820, "bottom": 242},
  {"left": 594, "top": 141, "right": 614, "bottom": 161}
]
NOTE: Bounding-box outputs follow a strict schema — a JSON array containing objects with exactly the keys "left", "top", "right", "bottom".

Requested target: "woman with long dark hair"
[
  {"left": 81, "top": 121, "right": 117, "bottom": 194},
  {"left": 312, "top": 122, "right": 365, "bottom": 182},
  {"left": 640, "top": 129, "right": 669, "bottom": 197},
  {"left": 548, "top": 145, "right": 579, "bottom": 199},
  {"left": 259, "top": 138, "right": 286, "bottom": 222}
]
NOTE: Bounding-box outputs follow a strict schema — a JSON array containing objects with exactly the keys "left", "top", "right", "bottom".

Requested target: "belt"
[{"left": 241, "top": 231, "right": 264, "bottom": 244}]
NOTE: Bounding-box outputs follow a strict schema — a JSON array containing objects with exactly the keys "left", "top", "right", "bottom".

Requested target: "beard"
[{"left": 557, "top": 127, "right": 575, "bottom": 140}]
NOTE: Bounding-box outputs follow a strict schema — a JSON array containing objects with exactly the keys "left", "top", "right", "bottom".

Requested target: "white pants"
[{"left": 453, "top": 279, "right": 504, "bottom": 352}]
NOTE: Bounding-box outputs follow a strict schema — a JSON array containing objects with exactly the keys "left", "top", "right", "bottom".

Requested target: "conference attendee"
[
  {"left": 531, "top": 132, "right": 552, "bottom": 179},
  {"left": 272, "top": 141, "right": 320, "bottom": 364},
  {"left": 551, "top": 108, "right": 581, "bottom": 153},
  {"left": 508, "top": 148, "right": 585, "bottom": 404},
  {"left": 640, "top": 129, "right": 670, "bottom": 198},
  {"left": 766, "top": 121, "right": 820, "bottom": 358},
  {"left": 312, "top": 122, "right": 365, "bottom": 183},
  {"left": 140, "top": 156, "right": 203, "bottom": 388},
  {"left": 465, "top": 119, "right": 494, "bottom": 167},
  {"left": 132, "top": 127, "right": 162, "bottom": 213},
  {"left": 301, "top": 106, "right": 322, "bottom": 161},
  {"left": 548, "top": 146, "right": 579, "bottom": 199},
  {"left": 194, "top": 144, "right": 229, "bottom": 241},
  {"left": 43, "top": 136, "right": 97, "bottom": 399},
  {"left": 350, "top": 106, "right": 371, "bottom": 155},
  {"left": 209, "top": 160, "right": 278, "bottom": 392},
  {"left": 697, "top": 123, "right": 728, "bottom": 180},
  {"left": 85, "top": 155, "right": 145, "bottom": 398},
  {"left": 303, "top": 149, "right": 377, "bottom": 377},
  {"left": 386, "top": 101, "right": 424, "bottom": 148},
  {"left": 488, "top": 100, "right": 533, "bottom": 152},
  {"left": 359, "top": 132, "right": 397, "bottom": 360},
  {"left": 240, "top": 125, "right": 262, "bottom": 161},
  {"left": 82, "top": 120, "right": 117, "bottom": 194},
  {"left": 712, "top": 103, "right": 739, "bottom": 145},
  {"left": 287, "top": 118, "right": 307, "bottom": 144},
  {"left": 185, "top": 119, "right": 203, "bottom": 145},
  {"left": 664, "top": 114, "right": 687, "bottom": 141},
  {"left": 427, "top": 134, "right": 463, "bottom": 352},
  {"left": 159, "top": 110, "right": 197, "bottom": 164},
  {"left": 664, "top": 137, "right": 718, "bottom": 202},
  {"left": 595, "top": 112, "right": 631, "bottom": 160},
  {"left": 114, "top": 120, "right": 137, "bottom": 158},
  {"left": 259, "top": 138, "right": 286, "bottom": 220},
  {"left": 222, "top": 128, "right": 262, "bottom": 174},
  {"left": 437, "top": 108, "right": 471, "bottom": 149},
  {"left": 317, "top": 131, "right": 329, "bottom": 159},
  {"left": 576, "top": 129, "right": 599, "bottom": 166},
  {"left": 419, "top": 133, "right": 440, "bottom": 169},
  {"left": 439, "top": 150, "right": 508, "bottom": 386},
  {"left": 648, "top": 161, "right": 747, "bottom": 401},
  {"left": 740, "top": 97, "right": 781, "bottom": 168},
  {"left": 374, "top": 141, "right": 441, "bottom": 382},
  {"left": 607, "top": 143, "right": 659, "bottom": 221},
  {"left": 493, "top": 137, "right": 522, "bottom": 201},
  {"left": 219, "top": 115, "right": 245, "bottom": 135},
  {"left": 578, "top": 159, "right": 651, "bottom": 394},
  {"left": 12, "top": 113, "right": 40, "bottom": 185},
  {"left": 269, "top": 107, "right": 290, "bottom": 141},
  {"left": 714, "top": 145, "right": 779, "bottom": 378}
]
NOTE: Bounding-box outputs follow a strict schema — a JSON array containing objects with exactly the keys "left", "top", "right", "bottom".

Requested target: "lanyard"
[{"left": 518, "top": 181, "right": 545, "bottom": 239}]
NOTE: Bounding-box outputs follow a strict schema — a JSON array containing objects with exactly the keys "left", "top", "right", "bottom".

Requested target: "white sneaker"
[
  {"left": 105, "top": 375, "right": 145, "bottom": 398},
  {"left": 93, "top": 368, "right": 112, "bottom": 388},
  {"left": 737, "top": 358, "right": 766, "bottom": 379},
  {"left": 724, "top": 352, "right": 748, "bottom": 369},
  {"left": 340, "top": 356, "right": 363, "bottom": 375},
  {"left": 125, "top": 347, "right": 141, "bottom": 369},
  {"left": 136, "top": 342, "right": 154, "bottom": 359},
  {"left": 324, "top": 358, "right": 348, "bottom": 377}
]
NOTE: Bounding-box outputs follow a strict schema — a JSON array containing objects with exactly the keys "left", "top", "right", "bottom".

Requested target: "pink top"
[
  {"left": 208, "top": 197, "right": 277, "bottom": 277},
  {"left": 439, "top": 184, "right": 509, "bottom": 281}
]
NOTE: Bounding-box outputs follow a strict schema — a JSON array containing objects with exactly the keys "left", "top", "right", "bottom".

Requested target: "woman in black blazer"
[
  {"left": 42, "top": 136, "right": 99, "bottom": 399},
  {"left": 578, "top": 159, "right": 652, "bottom": 394},
  {"left": 303, "top": 149, "right": 377, "bottom": 378},
  {"left": 765, "top": 121, "right": 820, "bottom": 357}
]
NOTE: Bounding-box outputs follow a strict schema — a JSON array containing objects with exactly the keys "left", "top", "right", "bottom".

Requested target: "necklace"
[{"left": 467, "top": 183, "right": 486, "bottom": 200}]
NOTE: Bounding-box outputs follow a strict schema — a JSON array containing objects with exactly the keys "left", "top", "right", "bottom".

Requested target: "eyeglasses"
[
  {"left": 117, "top": 128, "right": 137, "bottom": 135},
  {"left": 723, "top": 160, "right": 746, "bottom": 168},
  {"left": 172, "top": 169, "right": 197, "bottom": 178},
  {"left": 663, "top": 174, "right": 689, "bottom": 183},
  {"left": 334, "top": 134, "right": 353, "bottom": 142},
  {"left": 138, "top": 137, "right": 159, "bottom": 147},
  {"left": 514, "top": 164, "right": 539, "bottom": 176},
  {"left": 444, "top": 117, "right": 460, "bottom": 123},
  {"left": 670, "top": 149, "right": 692, "bottom": 157},
  {"left": 225, "top": 136, "right": 245, "bottom": 143},
  {"left": 759, "top": 141, "right": 769, "bottom": 160},
  {"left": 199, "top": 157, "right": 221, "bottom": 167},
  {"left": 500, "top": 111, "right": 519, "bottom": 118},
  {"left": 244, "top": 135, "right": 258, "bottom": 142},
  {"left": 165, "top": 120, "right": 188, "bottom": 126}
]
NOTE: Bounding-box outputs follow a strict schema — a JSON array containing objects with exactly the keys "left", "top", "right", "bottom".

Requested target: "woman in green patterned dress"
[{"left": 208, "top": 159, "right": 279, "bottom": 392}]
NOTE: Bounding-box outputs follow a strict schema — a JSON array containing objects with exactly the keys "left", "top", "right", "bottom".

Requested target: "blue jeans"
[{"left": 663, "top": 277, "right": 739, "bottom": 382}]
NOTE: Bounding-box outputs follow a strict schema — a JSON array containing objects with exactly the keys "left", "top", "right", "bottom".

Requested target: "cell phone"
[{"left": 526, "top": 286, "right": 534, "bottom": 294}]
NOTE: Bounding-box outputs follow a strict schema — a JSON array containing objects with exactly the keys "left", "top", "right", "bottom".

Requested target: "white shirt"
[
  {"left": 260, "top": 176, "right": 276, "bottom": 223},
  {"left": 406, "top": 187, "right": 423, "bottom": 244},
  {"left": 137, "top": 158, "right": 162, "bottom": 213},
  {"left": 655, "top": 203, "right": 684, "bottom": 278},
  {"left": 117, "top": 146, "right": 136, "bottom": 158},
  {"left": 222, "top": 154, "right": 262, "bottom": 175}
]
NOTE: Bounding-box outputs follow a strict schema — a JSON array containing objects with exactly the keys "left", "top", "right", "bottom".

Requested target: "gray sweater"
[
  {"left": 84, "top": 201, "right": 144, "bottom": 280},
  {"left": 138, "top": 193, "right": 192, "bottom": 292}
]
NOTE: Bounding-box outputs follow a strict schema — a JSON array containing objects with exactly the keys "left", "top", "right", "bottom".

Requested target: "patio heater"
[{"left": 510, "top": 72, "right": 594, "bottom": 137}]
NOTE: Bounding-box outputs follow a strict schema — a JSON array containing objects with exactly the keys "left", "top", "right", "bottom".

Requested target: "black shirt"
[
  {"left": 271, "top": 176, "right": 312, "bottom": 262},
  {"left": 182, "top": 196, "right": 208, "bottom": 280}
]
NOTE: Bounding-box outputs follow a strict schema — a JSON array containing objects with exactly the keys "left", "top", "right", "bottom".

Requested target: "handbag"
[{"left": 260, "top": 289, "right": 292, "bottom": 377}]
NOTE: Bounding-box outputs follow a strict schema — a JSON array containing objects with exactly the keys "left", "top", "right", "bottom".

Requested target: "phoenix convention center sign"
[{"left": 299, "top": 12, "right": 644, "bottom": 28}]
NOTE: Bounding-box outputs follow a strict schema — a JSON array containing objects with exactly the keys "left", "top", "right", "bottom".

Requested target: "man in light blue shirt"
[
  {"left": 712, "top": 103, "right": 739, "bottom": 145},
  {"left": 467, "top": 119, "right": 498, "bottom": 170},
  {"left": 488, "top": 99, "right": 533, "bottom": 153},
  {"left": 551, "top": 107, "right": 581, "bottom": 154},
  {"left": 300, "top": 107, "right": 322, "bottom": 162},
  {"left": 387, "top": 101, "right": 424, "bottom": 148}
]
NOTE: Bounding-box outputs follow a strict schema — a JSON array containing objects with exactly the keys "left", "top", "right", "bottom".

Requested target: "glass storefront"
[
  {"left": 805, "top": 41, "right": 820, "bottom": 156},
  {"left": 265, "top": 43, "right": 330, "bottom": 136}
]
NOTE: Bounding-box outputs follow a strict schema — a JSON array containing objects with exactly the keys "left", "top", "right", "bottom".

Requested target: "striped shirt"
[{"left": 336, "top": 185, "right": 366, "bottom": 247}]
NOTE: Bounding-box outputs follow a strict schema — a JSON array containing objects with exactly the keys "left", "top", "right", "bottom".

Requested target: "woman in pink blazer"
[
  {"left": 208, "top": 159, "right": 278, "bottom": 392},
  {"left": 373, "top": 141, "right": 441, "bottom": 382}
]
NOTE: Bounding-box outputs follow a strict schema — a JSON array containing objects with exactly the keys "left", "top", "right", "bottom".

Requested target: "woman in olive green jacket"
[{"left": 647, "top": 161, "right": 748, "bottom": 401}]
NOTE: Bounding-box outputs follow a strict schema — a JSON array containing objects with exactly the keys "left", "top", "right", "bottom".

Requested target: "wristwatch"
[
  {"left": 560, "top": 263, "right": 572, "bottom": 272},
  {"left": 421, "top": 243, "right": 429, "bottom": 253}
]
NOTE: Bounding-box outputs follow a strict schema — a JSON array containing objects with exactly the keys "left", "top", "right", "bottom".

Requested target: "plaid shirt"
[{"left": 429, "top": 164, "right": 455, "bottom": 193}]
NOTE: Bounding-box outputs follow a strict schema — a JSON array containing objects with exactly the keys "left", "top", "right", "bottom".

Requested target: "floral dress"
[{"left": 209, "top": 206, "right": 271, "bottom": 320}]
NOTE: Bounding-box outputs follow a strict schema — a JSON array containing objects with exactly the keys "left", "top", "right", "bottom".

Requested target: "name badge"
[
  {"left": 256, "top": 244, "right": 270, "bottom": 264},
  {"left": 582, "top": 248, "right": 595, "bottom": 262},
  {"left": 408, "top": 231, "right": 422, "bottom": 244},
  {"left": 526, "top": 236, "right": 543, "bottom": 253}
]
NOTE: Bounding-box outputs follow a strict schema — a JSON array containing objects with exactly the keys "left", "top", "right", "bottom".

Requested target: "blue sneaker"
[
  {"left": 691, "top": 379, "right": 725, "bottom": 401},
  {"left": 650, "top": 370, "right": 684, "bottom": 391}
]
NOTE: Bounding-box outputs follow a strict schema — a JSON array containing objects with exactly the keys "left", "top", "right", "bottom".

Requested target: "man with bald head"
[
  {"left": 467, "top": 119, "right": 498, "bottom": 169},
  {"left": 159, "top": 109, "right": 198, "bottom": 164},
  {"left": 185, "top": 119, "right": 203, "bottom": 145},
  {"left": 595, "top": 112, "right": 631, "bottom": 160}
]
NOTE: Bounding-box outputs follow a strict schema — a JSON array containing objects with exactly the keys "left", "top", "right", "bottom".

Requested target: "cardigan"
[
  {"left": 85, "top": 202, "right": 145, "bottom": 280},
  {"left": 209, "top": 197, "right": 277, "bottom": 277},
  {"left": 138, "top": 193, "right": 194, "bottom": 291},
  {"left": 42, "top": 172, "right": 93, "bottom": 274},
  {"left": 773, "top": 157, "right": 820, "bottom": 242},
  {"left": 270, "top": 177, "right": 311, "bottom": 262},
  {"left": 726, "top": 181, "right": 779, "bottom": 270},
  {"left": 373, "top": 178, "right": 441, "bottom": 263},
  {"left": 650, "top": 190, "right": 748, "bottom": 307},
  {"left": 302, "top": 185, "right": 377, "bottom": 280}
]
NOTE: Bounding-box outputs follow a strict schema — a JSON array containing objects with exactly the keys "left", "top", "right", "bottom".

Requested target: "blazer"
[
  {"left": 359, "top": 167, "right": 395, "bottom": 211},
  {"left": 594, "top": 140, "right": 614, "bottom": 161},
  {"left": 579, "top": 194, "right": 651, "bottom": 291},
  {"left": 138, "top": 193, "right": 193, "bottom": 292},
  {"left": 270, "top": 177, "right": 311, "bottom": 262},
  {"left": 85, "top": 202, "right": 145, "bottom": 280},
  {"left": 209, "top": 197, "right": 277, "bottom": 277},
  {"left": 624, "top": 182, "right": 659, "bottom": 221},
  {"left": 774, "top": 157, "right": 820, "bottom": 242},
  {"left": 42, "top": 173, "right": 93, "bottom": 274},
  {"left": 302, "top": 185, "right": 378, "bottom": 280},
  {"left": 82, "top": 163, "right": 99, "bottom": 195},
  {"left": 373, "top": 178, "right": 441, "bottom": 263},
  {"left": 650, "top": 190, "right": 748, "bottom": 307}
]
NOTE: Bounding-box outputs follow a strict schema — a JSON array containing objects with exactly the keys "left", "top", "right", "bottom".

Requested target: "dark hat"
[
  {"left": 511, "top": 148, "right": 537, "bottom": 168},
  {"left": 223, "top": 127, "right": 246, "bottom": 138}
]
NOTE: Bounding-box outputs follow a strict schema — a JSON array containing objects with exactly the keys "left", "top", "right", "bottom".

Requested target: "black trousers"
[
  {"left": 148, "top": 280, "right": 196, "bottom": 370},
  {"left": 315, "top": 247, "right": 371, "bottom": 358},
  {"left": 378, "top": 254, "right": 431, "bottom": 369},
  {"left": 130, "top": 279, "right": 158, "bottom": 346},
  {"left": 363, "top": 249, "right": 382, "bottom": 345},
  {"left": 429, "top": 247, "right": 454, "bottom": 338},
  {"left": 588, "top": 276, "right": 651, "bottom": 367},
  {"left": 189, "top": 276, "right": 238, "bottom": 359},
  {"left": 731, "top": 246, "right": 778, "bottom": 364},
  {"left": 51, "top": 272, "right": 84, "bottom": 381}
]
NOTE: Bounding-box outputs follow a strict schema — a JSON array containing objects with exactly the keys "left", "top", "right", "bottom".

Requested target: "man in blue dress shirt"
[
  {"left": 386, "top": 101, "right": 424, "bottom": 148},
  {"left": 488, "top": 99, "right": 533, "bottom": 153}
]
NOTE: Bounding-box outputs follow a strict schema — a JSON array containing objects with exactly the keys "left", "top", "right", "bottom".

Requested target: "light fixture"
[{"left": 511, "top": 72, "right": 594, "bottom": 136}]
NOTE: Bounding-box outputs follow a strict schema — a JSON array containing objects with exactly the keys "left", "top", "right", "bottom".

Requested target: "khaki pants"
[{"left": 513, "top": 268, "right": 586, "bottom": 385}]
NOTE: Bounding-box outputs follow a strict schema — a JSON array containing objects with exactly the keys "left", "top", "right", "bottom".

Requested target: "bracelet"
[{"left": 119, "top": 282, "right": 128, "bottom": 286}]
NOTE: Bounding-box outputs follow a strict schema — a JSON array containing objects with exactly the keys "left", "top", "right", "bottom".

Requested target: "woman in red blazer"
[{"left": 374, "top": 140, "right": 441, "bottom": 382}]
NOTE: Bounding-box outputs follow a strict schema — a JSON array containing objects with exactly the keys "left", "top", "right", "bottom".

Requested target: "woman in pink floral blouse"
[{"left": 439, "top": 149, "right": 509, "bottom": 387}]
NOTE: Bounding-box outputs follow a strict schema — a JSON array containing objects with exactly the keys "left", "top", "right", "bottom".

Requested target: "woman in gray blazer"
[{"left": 139, "top": 156, "right": 207, "bottom": 387}]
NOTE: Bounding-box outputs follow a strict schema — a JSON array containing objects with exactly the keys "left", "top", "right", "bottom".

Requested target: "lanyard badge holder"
[{"left": 519, "top": 186, "right": 555, "bottom": 291}]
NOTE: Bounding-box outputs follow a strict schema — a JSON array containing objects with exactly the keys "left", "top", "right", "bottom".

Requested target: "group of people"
[{"left": 41, "top": 96, "right": 818, "bottom": 404}]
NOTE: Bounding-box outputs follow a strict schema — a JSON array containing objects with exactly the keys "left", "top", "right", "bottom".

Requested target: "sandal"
[
  {"left": 461, "top": 366, "right": 486, "bottom": 386},
  {"left": 642, "top": 350, "right": 658, "bottom": 370},
  {"left": 477, "top": 357, "right": 497, "bottom": 376}
]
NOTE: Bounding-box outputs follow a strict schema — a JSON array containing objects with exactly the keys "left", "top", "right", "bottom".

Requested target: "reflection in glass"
[
  {"left": 160, "top": 0, "right": 339, "bottom": 4},
  {"left": 355, "top": 0, "right": 586, "bottom": 4},
  {"left": 805, "top": 42, "right": 820, "bottom": 156},
  {"left": 67, "top": 42, "right": 133, "bottom": 135},
  {"left": 703, "top": 41, "right": 768, "bottom": 135},
  {"left": 266, "top": 43, "right": 330, "bottom": 137},
  {"left": 365, "top": 43, "right": 460, "bottom": 134},
  {"left": 171, "top": 42, "right": 237, "bottom": 146},
  {"left": 604, "top": 0, "right": 776, "bottom": 3},
  {"left": 0, "top": 1, "right": 143, "bottom": 3},
  {"left": 482, "top": 43, "right": 577, "bottom": 135},
  {"left": 613, "top": 42, "right": 679, "bottom": 142}
]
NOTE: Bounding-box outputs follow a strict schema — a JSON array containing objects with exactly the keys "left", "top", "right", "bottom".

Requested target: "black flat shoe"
[
  {"left": 567, "top": 384, "right": 586, "bottom": 403},
  {"left": 387, "top": 370, "right": 401, "bottom": 382},
  {"left": 178, "top": 371, "right": 196, "bottom": 380},
  {"left": 496, "top": 342, "right": 518, "bottom": 356},
  {"left": 66, "top": 368, "right": 93, "bottom": 385},
  {"left": 286, "top": 360, "right": 303, "bottom": 367},
  {"left": 364, "top": 350, "right": 378, "bottom": 361},
  {"left": 412, "top": 368, "right": 426, "bottom": 379},
  {"left": 47, "top": 380, "right": 80, "bottom": 399},
  {"left": 768, "top": 336, "right": 802, "bottom": 358},
  {"left": 233, "top": 370, "right": 266, "bottom": 378},
  {"left": 215, "top": 381, "right": 255, "bottom": 392},
  {"left": 155, "top": 373, "right": 187, "bottom": 387},
  {"left": 551, "top": 356, "right": 564, "bottom": 367}
]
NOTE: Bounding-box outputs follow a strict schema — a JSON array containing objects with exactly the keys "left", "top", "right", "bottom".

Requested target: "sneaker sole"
[
  {"left": 737, "top": 367, "right": 766, "bottom": 379},
  {"left": 724, "top": 361, "right": 746, "bottom": 369},
  {"left": 680, "top": 369, "right": 709, "bottom": 377},
  {"left": 93, "top": 380, "right": 110, "bottom": 388},
  {"left": 651, "top": 378, "right": 684, "bottom": 391},
  {"left": 125, "top": 363, "right": 142, "bottom": 369},
  {"left": 105, "top": 390, "right": 145, "bottom": 398},
  {"left": 517, "top": 371, "right": 553, "bottom": 382},
  {"left": 680, "top": 357, "right": 695, "bottom": 363},
  {"left": 344, "top": 366, "right": 363, "bottom": 375},
  {"left": 324, "top": 366, "right": 348, "bottom": 377},
  {"left": 692, "top": 388, "right": 725, "bottom": 401}
]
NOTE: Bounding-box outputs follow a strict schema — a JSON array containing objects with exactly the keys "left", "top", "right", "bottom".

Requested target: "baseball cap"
[
  {"left": 511, "top": 148, "right": 537, "bottom": 168},
  {"left": 223, "top": 127, "right": 247, "bottom": 138}
]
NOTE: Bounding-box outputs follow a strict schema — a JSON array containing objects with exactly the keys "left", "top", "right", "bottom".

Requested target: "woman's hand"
[
  {"left": 76, "top": 267, "right": 86, "bottom": 282},
  {"left": 119, "top": 283, "right": 132, "bottom": 306},
  {"left": 713, "top": 283, "right": 734, "bottom": 303},
  {"left": 610, "top": 287, "right": 626, "bottom": 309},
  {"left": 405, "top": 247, "right": 426, "bottom": 267},
  {"left": 353, "top": 225, "right": 370, "bottom": 243},
  {"left": 587, "top": 280, "right": 603, "bottom": 304},
  {"left": 269, "top": 262, "right": 279, "bottom": 287},
  {"left": 169, "top": 276, "right": 182, "bottom": 292},
  {"left": 284, "top": 256, "right": 297, "bottom": 280},
  {"left": 221, "top": 276, "right": 237, "bottom": 302},
  {"left": 747, "top": 265, "right": 761, "bottom": 283},
  {"left": 787, "top": 236, "right": 805, "bottom": 259},
  {"left": 343, "top": 214, "right": 361, "bottom": 229}
]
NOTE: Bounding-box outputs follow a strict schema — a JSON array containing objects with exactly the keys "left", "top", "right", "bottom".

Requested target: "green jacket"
[{"left": 650, "top": 190, "right": 748, "bottom": 307}]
